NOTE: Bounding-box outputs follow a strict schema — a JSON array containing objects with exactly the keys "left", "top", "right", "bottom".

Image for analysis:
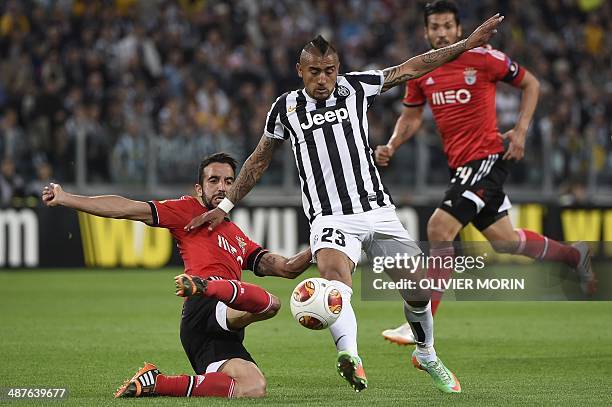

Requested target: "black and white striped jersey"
[{"left": 264, "top": 70, "right": 394, "bottom": 222}]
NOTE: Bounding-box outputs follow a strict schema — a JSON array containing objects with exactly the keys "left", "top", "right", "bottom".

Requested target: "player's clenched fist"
[
  {"left": 41, "top": 183, "right": 65, "bottom": 207},
  {"left": 500, "top": 128, "right": 526, "bottom": 161},
  {"left": 375, "top": 145, "right": 395, "bottom": 167}
]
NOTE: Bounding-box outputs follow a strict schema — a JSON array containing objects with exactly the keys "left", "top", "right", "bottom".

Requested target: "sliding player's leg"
[
  {"left": 223, "top": 303, "right": 280, "bottom": 330},
  {"left": 217, "top": 358, "right": 267, "bottom": 397},
  {"left": 178, "top": 295, "right": 264, "bottom": 397},
  {"left": 155, "top": 358, "right": 266, "bottom": 398},
  {"left": 114, "top": 358, "right": 265, "bottom": 398},
  {"left": 115, "top": 295, "right": 266, "bottom": 399},
  {"left": 175, "top": 274, "right": 278, "bottom": 314}
]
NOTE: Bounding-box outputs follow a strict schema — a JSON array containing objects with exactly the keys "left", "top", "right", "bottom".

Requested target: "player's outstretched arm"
[
  {"left": 254, "top": 248, "right": 313, "bottom": 279},
  {"left": 41, "top": 183, "right": 153, "bottom": 224},
  {"left": 227, "top": 136, "right": 283, "bottom": 205},
  {"left": 376, "top": 105, "right": 424, "bottom": 167},
  {"left": 381, "top": 14, "right": 504, "bottom": 92},
  {"left": 502, "top": 69, "right": 540, "bottom": 161},
  {"left": 184, "top": 135, "right": 283, "bottom": 231}
]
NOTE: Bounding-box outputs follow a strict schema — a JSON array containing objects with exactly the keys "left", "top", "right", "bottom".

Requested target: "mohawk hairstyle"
[{"left": 303, "top": 35, "right": 337, "bottom": 56}]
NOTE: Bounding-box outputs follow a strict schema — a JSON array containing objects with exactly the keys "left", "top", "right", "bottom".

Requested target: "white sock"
[
  {"left": 329, "top": 280, "right": 358, "bottom": 357},
  {"left": 404, "top": 301, "right": 436, "bottom": 362}
]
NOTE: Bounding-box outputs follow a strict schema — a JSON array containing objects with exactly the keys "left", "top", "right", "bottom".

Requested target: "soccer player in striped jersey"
[
  {"left": 185, "top": 14, "right": 504, "bottom": 394},
  {"left": 375, "top": 1, "right": 596, "bottom": 345},
  {"left": 41, "top": 153, "right": 312, "bottom": 399}
]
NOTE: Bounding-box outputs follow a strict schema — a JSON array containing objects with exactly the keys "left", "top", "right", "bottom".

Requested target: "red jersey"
[
  {"left": 149, "top": 196, "right": 266, "bottom": 280},
  {"left": 403, "top": 46, "right": 525, "bottom": 169}
]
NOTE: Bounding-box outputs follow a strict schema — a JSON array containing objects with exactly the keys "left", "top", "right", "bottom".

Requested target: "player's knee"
[
  {"left": 234, "top": 374, "right": 267, "bottom": 398},
  {"left": 251, "top": 375, "right": 267, "bottom": 398},
  {"left": 427, "top": 218, "right": 455, "bottom": 242},
  {"left": 265, "top": 295, "right": 281, "bottom": 317}
]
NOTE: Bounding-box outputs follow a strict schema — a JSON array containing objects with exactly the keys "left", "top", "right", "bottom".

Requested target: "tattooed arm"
[
  {"left": 184, "top": 135, "right": 283, "bottom": 231},
  {"left": 227, "top": 136, "right": 283, "bottom": 204},
  {"left": 381, "top": 41, "right": 467, "bottom": 92},
  {"left": 254, "top": 248, "right": 313, "bottom": 279},
  {"left": 381, "top": 13, "right": 504, "bottom": 92}
]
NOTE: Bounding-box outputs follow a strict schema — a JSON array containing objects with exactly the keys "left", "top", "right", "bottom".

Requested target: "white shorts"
[{"left": 310, "top": 207, "right": 421, "bottom": 265}]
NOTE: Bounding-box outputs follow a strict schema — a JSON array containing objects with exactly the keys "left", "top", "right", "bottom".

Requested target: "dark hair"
[
  {"left": 424, "top": 0, "right": 460, "bottom": 26},
  {"left": 303, "top": 35, "right": 337, "bottom": 56},
  {"left": 198, "top": 152, "right": 238, "bottom": 185}
]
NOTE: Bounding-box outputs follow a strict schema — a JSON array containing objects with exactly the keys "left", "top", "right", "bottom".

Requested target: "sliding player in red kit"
[
  {"left": 375, "top": 1, "right": 596, "bottom": 345},
  {"left": 42, "top": 153, "right": 312, "bottom": 398}
]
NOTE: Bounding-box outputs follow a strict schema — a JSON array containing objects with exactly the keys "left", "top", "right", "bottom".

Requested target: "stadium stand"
[{"left": 0, "top": 0, "right": 609, "bottom": 206}]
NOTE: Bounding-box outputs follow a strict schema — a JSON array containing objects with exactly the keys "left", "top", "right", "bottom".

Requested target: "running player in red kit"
[
  {"left": 41, "top": 153, "right": 312, "bottom": 399},
  {"left": 375, "top": 1, "right": 596, "bottom": 345}
]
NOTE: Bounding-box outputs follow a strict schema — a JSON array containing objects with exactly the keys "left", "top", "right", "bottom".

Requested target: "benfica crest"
[
  {"left": 235, "top": 236, "right": 247, "bottom": 254},
  {"left": 464, "top": 68, "right": 477, "bottom": 85}
]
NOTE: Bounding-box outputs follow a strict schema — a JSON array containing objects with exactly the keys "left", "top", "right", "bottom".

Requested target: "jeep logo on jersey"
[
  {"left": 432, "top": 89, "right": 472, "bottom": 105},
  {"left": 301, "top": 107, "right": 349, "bottom": 130}
]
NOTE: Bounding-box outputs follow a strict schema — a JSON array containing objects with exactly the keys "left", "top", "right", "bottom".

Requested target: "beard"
[
  {"left": 203, "top": 193, "right": 225, "bottom": 210},
  {"left": 430, "top": 39, "right": 450, "bottom": 49}
]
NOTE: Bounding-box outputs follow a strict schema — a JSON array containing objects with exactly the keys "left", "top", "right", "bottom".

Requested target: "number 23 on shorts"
[{"left": 321, "top": 228, "right": 346, "bottom": 247}]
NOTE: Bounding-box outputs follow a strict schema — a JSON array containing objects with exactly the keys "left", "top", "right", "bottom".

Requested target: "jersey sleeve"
[
  {"left": 402, "top": 79, "right": 426, "bottom": 107},
  {"left": 344, "top": 69, "right": 385, "bottom": 98},
  {"left": 484, "top": 48, "right": 525, "bottom": 86},
  {"left": 148, "top": 197, "right": 192, "bottom": 229},
  {"left": 243, "top": 237, "right": 269, "bottom": 274},
  {"left": 263, "top": 92, "right": 290, "bottom": 141}
]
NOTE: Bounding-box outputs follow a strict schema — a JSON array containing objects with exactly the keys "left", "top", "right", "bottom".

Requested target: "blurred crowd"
[{"left": 0, "top": 0, "right": 610, "bottom": 207}]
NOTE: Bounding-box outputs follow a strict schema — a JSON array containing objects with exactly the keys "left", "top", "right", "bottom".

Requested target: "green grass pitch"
[{"left": 1, "top": 268, "right": 611, "bottom": 406}]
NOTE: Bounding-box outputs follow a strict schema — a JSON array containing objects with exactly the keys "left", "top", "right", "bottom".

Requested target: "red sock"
[
  {"left": 430, "top": 299, "right": 441, "bottom": 316},
  {"left": 205, "top": 280, "right": 272, "bottom": 314},
  {"left": 515, "top": 229, "right": 579, "bottom": 267},
  {"left": 155, "top": 373, "right": 235, "bottom": 398},
  {"left": 427, "top": 246, "right": 454, "bottom": 317}
]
